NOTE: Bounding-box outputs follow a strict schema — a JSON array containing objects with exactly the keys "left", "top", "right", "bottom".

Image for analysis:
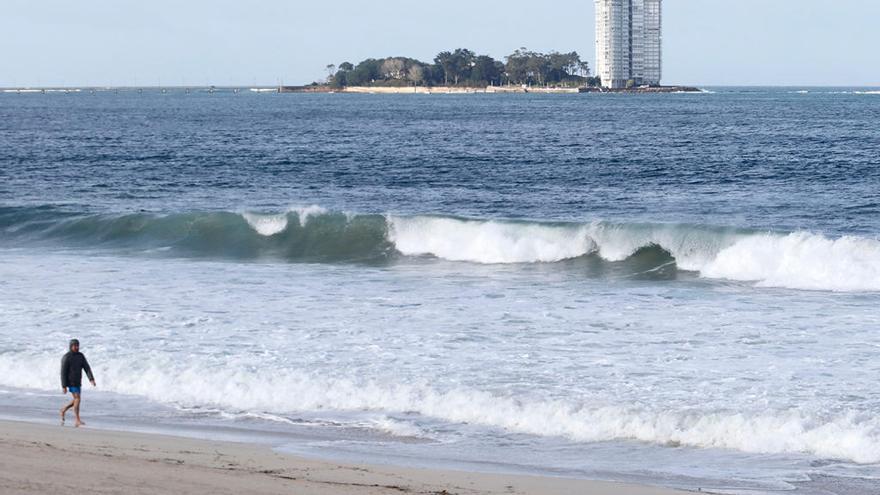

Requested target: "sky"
[{"left": 1, "top": 0, "right": 879, "bottom": 87}]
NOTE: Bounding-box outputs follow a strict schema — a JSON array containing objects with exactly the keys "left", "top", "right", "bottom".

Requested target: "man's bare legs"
[
  {"left": 60, "top": 393, "right": 84, "bottom": 426},
  {"left": 61, "top": 397, "right": 72, "bottom": 425},
  {"left": 73, "top": 393, "right": 84, "bottom": 426}
]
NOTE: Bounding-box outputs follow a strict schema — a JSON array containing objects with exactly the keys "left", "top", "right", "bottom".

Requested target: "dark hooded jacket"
[{"left": 60, "top": 351, "right": 94, "bottom": 388}]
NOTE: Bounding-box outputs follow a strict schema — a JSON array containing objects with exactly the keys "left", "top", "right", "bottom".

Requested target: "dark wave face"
[
  {"left": 0, "top": 207, "right": 392, "bottom": 262},
  {"left": 3, "top": 206, "right": 879, "bottom": 291}
]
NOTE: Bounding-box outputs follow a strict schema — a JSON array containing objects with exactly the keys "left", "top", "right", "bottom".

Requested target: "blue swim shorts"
[{"left": 68, "top": 387, "right": 81, "bottom": 394}]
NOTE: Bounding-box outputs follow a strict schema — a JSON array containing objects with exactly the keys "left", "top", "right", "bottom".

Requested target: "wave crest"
[
  {"left": 242, "top": 212, "right": 288, "bottom": 236},
  {"left": 388, "top": 216, "right": 594, "bottom": 263}
]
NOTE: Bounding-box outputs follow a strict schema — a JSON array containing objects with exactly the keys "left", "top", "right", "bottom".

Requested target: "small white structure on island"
[{"left": 595, "top": 0, "right": 662, "bottom": 88}]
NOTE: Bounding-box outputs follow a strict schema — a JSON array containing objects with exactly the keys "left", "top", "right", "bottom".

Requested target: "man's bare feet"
[
  {"left": 60, "top": 410, "right": 66, "bottom": 426},
  {"left": 75, "top": 420, "right": 85, "bottom": 427}
]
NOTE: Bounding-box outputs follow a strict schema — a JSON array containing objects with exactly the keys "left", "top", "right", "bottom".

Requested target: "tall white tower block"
[{"left": 595, "top": 0, "right": 662, "bottom": 88}]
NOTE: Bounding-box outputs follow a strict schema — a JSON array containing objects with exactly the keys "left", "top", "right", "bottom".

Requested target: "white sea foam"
[
  {"left": 241, "top": 206, "right": 328, "bottom": 235},
  {"left": 702, "top": 232, "right": 880, "bottom": 291},
  {"left": 290, "top": 205, "right": 328, "bottom": 226},
  {"left": 242, "top": 212, "right": 288, "bottom": 236},
  {"left": 388, "top": 216, "right": 594, "bottom": 263},
  {"left": 2, "top": 352, "right": 879, "bottom": 463},
  {"left": 367, "top": 416, "right": 426, "bottom": 438},
  {"left": 387, "top": 216, "right": 880, "bottom": 291},
  {"left": 388, "top": 216, "right": 742, "bottom": 269}
]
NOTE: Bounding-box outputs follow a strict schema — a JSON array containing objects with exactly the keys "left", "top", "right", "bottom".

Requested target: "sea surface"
[{"left": 1, "top": 88, "right": 879, "bottom": 494}]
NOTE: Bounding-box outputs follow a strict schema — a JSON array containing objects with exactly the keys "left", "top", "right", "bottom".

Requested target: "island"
[{"left": 281, "top": 48, "right": 700, "bottom": 94}]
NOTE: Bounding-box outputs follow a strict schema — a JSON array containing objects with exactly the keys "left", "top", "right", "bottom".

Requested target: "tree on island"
[
  {"left": 325, "top": 64, "right": 337, "bottom": 83},
  {"left": 326, "top": 48, "right": 599, "bottom": 89},
  {"left": 408, "top": 64, "right": 425, "bottom": 86},
  {"left": 471, "top": 55, "right": 505, "bottom": 86},
  {"left": 381, "top": 59, "right": 406, "bottom": 80}
]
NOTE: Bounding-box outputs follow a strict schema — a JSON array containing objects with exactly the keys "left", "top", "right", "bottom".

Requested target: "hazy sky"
[{"left": 2, "top": 0, "right": 878, "bottom": 87}]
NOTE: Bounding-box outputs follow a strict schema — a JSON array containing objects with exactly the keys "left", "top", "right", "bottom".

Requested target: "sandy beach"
[{"left": 0, "top": 419, "right": 692, "bottom": 495}]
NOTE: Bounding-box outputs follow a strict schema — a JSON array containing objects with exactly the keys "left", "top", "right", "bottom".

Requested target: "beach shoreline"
[{"left": 0, "top": 419, "right": 693, "bottom": 495}]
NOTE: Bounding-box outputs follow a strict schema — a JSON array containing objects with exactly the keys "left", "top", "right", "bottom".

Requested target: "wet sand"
[{"left": 0, "top": 419, "right": 692, "bottom": 495}]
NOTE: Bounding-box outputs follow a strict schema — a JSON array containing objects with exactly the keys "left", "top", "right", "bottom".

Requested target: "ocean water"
[{"left": 1, "top": 88, "right": 880, "bottom": 494}]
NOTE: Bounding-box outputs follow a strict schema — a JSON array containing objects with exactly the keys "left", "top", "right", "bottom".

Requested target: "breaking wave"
[
  {"left": 1, "top": 206, "right": 879, "bottom": 291},
  {"left": 2, "top": 351, "right": 879, "bottom": 463}
]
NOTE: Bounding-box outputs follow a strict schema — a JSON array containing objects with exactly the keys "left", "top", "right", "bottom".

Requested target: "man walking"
[{"left": 60, "top": 339, "right": 96, "bottom": 427}]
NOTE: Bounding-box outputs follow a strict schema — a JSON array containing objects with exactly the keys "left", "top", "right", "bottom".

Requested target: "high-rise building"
[
  {"left": 641, "top": 0, "right": 662, "bottom": 85},
  {"left": 595, "top": 0, "right": 662, "bottom": 88}
]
